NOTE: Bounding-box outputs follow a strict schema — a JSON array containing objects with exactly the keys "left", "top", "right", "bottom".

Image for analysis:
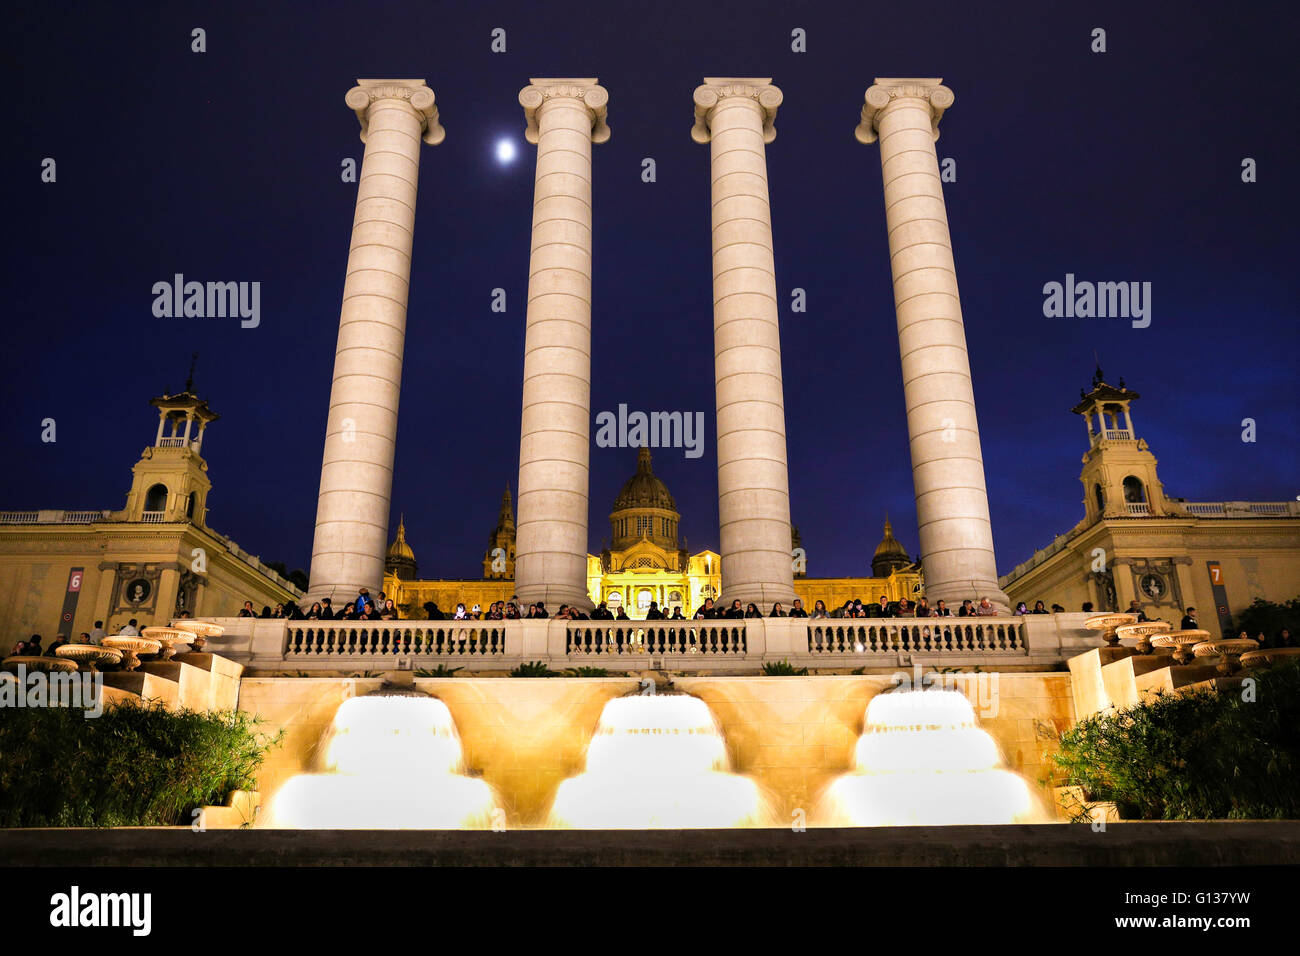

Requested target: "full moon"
[{"left": 495, "top": 139, "right": 517, "bottom": 164}]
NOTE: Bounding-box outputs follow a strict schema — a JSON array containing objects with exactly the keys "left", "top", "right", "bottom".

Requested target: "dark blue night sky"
[{"left": 3, "top": 1, "right": 1296, "bottom": 582}]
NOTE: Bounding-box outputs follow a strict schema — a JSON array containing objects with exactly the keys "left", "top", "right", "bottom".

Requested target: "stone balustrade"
[{"left": 198, "top": 613, "right": 1092, "bottom": 672}]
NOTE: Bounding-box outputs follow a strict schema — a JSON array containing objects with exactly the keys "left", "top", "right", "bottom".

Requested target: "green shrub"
[
  {"left": 415, "top": 665, "right": 463, "bottom": 678},
  {"left": 510, "top": 661, "right": 560, "bottom": 678},
  {"left": 761, "top": 660, "right": 809, "bottom": 676},
  {"left": 0, "top": 701, "right": 281, "bottom": 827},
  {"left": 1051, "top": 659, "right": 1300, "bottom": 820},
  {"left": 564, "top": 667, "right": 608, "bottom": 677}
]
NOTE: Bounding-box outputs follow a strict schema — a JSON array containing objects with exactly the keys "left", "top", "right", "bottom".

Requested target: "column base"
[
  {"left": 304, "top": 582, "right": 385, "bottom": 609},
  {"left": 514, "top": 584, "right": 594, "bottom": 616},
  {"left": 719, "top": 585, "right": 798, "bottom": 616},
  {"left": 924, "top": 583, "right": 1011, "bottom": 615}
]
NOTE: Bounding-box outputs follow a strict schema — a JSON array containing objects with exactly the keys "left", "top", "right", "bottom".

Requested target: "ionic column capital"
[
  {"left": 519, "top": 78, "right": 610, "bottom": 144},
  {"left": 855, "top": 77, "right": 953, "bottom": 144},
  {"left": 345, "top": 78, "right": 444, "bottom": 145},
  {"left": 692, "top": 77, "right": 782, "bottom": 144}
]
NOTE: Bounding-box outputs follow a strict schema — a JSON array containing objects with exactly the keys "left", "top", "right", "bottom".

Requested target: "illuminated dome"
[
  {"left": 385, "top": 514, "right": 418, "bottom": 579},
  {"left": 613, "top": 447, "right": 677, "bottom": 513},
  {"left": 871, "top": 517, "right": 912, "bottom": 578},
  {"left": 609, "top": 447, "right": 681, "bottom": 555}
]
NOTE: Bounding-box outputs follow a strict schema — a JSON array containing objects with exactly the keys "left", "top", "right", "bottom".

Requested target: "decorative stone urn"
[
  {"left": 172, "top": 620, "right": 224, "bottom": 651},
  {"left": 1114, "top": 620, "right": 1172, "bottom": 655},
  {"left": 142, "top": 626, "right": 197, "bottom": 660},
  {"left": 1151, "top": 629, "right": 1210, "bottom": 665},
  {"left": 1192, "top": 638, "right": 1259, "bottom": 676},
  {"left": 100, "top": 636, "right": 162, "bottom": 671},
  {"left": 55, "top": 644, "right": 123, "bottom": 672},
  {"left": 1083, "top": 613, "right": 1139, "bottom": 647},
  {"left": 2, "top": 655, "right": 79, "bottom": 674},
  {"left": 1240, "top": 646, "right": 1300, "bottom": 669}
]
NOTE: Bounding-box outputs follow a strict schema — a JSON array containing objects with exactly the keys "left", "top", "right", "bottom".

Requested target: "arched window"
[
  {"left": 1094, "top": 483, "right": 1105, "bottom": 512},
  {"left": 144, "top": 484, "right": 168, "bottom": 512},
  {"left": 1123, "top": 476, "right": 1147, "bottom": 503}
]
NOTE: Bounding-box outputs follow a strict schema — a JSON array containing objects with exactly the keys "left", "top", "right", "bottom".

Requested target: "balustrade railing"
[
  {"left": 566, "top": 622, "right": 746, "bottom": 657},
  {"left": 216, "top": 615, "right": 1050, "bottom": 669},
  {"left": 807, "top": 618, "right": 1027, "bottom": 655},
  {"left": 284, "top": 622, "right": 508, "bottom": 658}
]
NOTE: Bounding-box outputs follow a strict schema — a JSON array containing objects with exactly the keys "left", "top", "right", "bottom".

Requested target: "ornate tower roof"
[
  {"left": 871, "top": 516, "right": 912, "bottom": 578},
  {"left": 483, "top": 486, "right": 516, "bottom": 580}
]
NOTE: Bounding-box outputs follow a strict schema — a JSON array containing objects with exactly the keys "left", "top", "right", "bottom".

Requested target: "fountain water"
[
  {"left": 547, "top": 694, "right": 774, "bottom": 829},
  {"left": 817, "top": 689, "right": 1049, "bottom": 826},
  {"left": 262, "top": 691, "right": 499, "bottom": 829}
]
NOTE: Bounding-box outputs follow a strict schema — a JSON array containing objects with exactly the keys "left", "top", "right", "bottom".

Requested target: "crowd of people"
[
  {"left": 218, "top": 588, "right": 1299, "bottom": 649},
  {"left": 224, "top": 590, "right": 1075, "bottom": 623},
  {"left": 8, "top": 617, "right": 158, "bottom": 659}
]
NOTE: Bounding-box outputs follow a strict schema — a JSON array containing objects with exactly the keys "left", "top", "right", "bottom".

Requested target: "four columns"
[
  {"left": 691, "top": 78, "right": 796, "bottom": 610},
  {"left": 512, "top": 79, "right": 610, "bottom": 611},
  {"left": 307, "top": 74, "right": 1007, "bottom": 615},
  {"left": 307, "top": 79, "right": 443, "bottom": 602},
  {"left": 855, "top": 78, "right": 1008, "bottom": 609}
]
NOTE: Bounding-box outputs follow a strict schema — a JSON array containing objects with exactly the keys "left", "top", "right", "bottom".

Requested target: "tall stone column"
[
  {"left": 307, "top": 79, "right": 443, "bottom": 603},
  {"left": 513, "top": 78, "right": 609, "bottom": 611},
  {"left": 691, "top": 78, "right": 796, "bottom": 609},
  {"left": 856, "top": 78, "right": 1008, "bottom": 609}
]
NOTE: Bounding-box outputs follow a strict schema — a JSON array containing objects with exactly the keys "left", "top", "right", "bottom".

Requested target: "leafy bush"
[
  {"left": 510, "top": 661, "right": 560, "bottom": 678},
  {"left": 564, "top": 667, "right": 608, "bottom": 677},
  {"left": 415, "top": 665, "right": 463, "bottom": 678},
  {"left": 1233, "top": 596, "right": 1300, "bottom": 645},
  {"left": 761, "top": 660, "right": 809, "bottom": 676},
  {"left": 0, "top": 701, "right": 280, "bottom": 827},
  {"left": 1051, "top": 659, "right": 1300, "bottom": 819}
]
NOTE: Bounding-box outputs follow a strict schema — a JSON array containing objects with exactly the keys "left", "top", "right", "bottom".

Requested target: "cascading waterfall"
[
  {"left": 817, "top": 689, "right": 1049, "bottom": 826},
  {"left": 262, "top": 692, "right": 499, "bottom": 829},
  {"left": 547, "top": 694, "right": 774, "bottom": 829}
]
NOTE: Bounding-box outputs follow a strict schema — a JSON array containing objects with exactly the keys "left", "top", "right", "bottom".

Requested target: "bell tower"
[
  {"left": 121, "top": 362, "right": 218, "bottom": 527},
  {"left": 482, "top": 486, "right": 517, "bottom": 579},
  {"left": 1073, "top": 367, "right": 1169, "bottom": 522}
]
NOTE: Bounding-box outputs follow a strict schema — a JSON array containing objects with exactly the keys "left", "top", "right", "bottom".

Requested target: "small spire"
[
  {"left": 185, "top": 352, "right": 198, "bottom": 393},
  {"left": 637, "top": 446, "right": 653, "bottom": 472}
]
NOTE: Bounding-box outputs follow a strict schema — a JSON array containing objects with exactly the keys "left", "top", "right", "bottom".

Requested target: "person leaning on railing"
[
  {"left": 789, "top": 599, "right": 808, "bottom": 618},
  {"left": 693, "top": 598, "right": 717, "bottom": 619},
  {"left": 975, "top": 597, "right": 998, "bottom": 616},
  {"left": 810, "top": 600, "right": 828, "bottom": 619}
]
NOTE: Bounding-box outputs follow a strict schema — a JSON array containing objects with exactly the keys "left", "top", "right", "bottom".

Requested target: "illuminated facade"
[
  {"left": 385, "top": 447, "right": 921, "bottom": 618},
  {"left": 0, "top": 385, "right": 302, "bottom": 637},
  {"left": 1001, "top": 372, "right": 1300, "bottom": 631}
]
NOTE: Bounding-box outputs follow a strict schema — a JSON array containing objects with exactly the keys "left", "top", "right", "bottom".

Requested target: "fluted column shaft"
[
  {"left": 692, "top": 78, "right": 796, "bottom": 609},
  {"left": 307, "top": 79, "right": 443, "bottom": 602},
  {"left": 856, "top": 78, "right": 1008, "bottom": 609},
  {"left": 513, "top": 78, "right": 609, "bottom": 611}
]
